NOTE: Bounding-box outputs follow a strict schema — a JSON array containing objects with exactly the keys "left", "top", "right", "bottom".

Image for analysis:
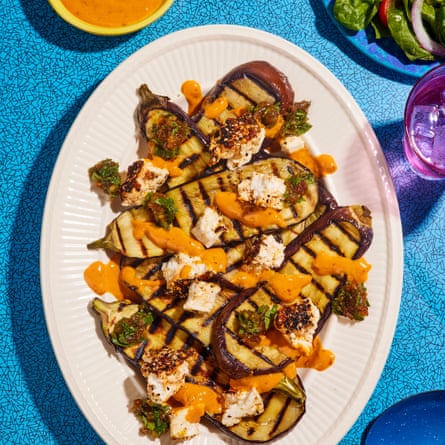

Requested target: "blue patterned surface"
[{"left": 1, "top": 1, "right": 444, "bottom": 444}]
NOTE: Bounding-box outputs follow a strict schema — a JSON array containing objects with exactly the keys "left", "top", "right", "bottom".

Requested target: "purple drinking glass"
[{"left": 404, "top": 64, "right": 445, "bottom": 180}]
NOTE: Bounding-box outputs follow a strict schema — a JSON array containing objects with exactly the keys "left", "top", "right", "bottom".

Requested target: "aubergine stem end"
[{"left": 275, "top": 375, "right": 306, "bottom": 403}]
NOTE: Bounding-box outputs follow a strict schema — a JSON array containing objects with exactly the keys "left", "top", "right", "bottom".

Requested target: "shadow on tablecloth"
[
  {"left": 21, "top": 0, "right": 132, "bottom": 52},
  {"left": 374, "top": 120, "right": 445, "bottom": 236},
  {"left": 7, "top": 85, "right": 104, "bottom": 444}
]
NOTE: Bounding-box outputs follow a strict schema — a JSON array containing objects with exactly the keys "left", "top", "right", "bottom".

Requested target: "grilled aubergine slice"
[
  {"left": 92, "top": 298, "right": 307, "bottom": 443},
  {"left": 119, "top": 202, "right": 372, "bottom": 380},
  {"left": 212, "top": 204, "right": 372, "bottom": 378},
  {"left": 136, "top": 84, "right": 213, "bottom": 190},
  {"left": 192, "top": 60, "right": 295, "bottom": 138},
  {"left": 136, "top": 60, "right": 299, "bottom": 188},
  {"left": 87, "top": 156, "right": 320, "bottom": 259}
]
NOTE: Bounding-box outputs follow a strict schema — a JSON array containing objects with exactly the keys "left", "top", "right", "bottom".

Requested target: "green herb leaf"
[
  {"left": 132, "top": 399, "right": 170, "bottom": 437},
  {"left": 285, "top": 172, "right": 315, "bottom": 204},
  {"left": 280, "top": 102, "right": 312, "bottom": 138},
  {"left": 110, "top": 307, "right": 154, "bottom": 347},
  {"left": 236, "top": 304, "right": 278, "bottom": 345},
  {"left": 144, "top": 192, "right": 178, "bottom": 229},
  {"left": 88, "top": 159, "right": 121, "bottom": 198},
  {"left": 332, "top": 281, "right": 369, "bottom": 321}
]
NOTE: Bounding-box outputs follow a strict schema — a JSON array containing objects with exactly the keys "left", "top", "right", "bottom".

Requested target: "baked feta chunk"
[
  {"left": 274, "top": 297, "right": 320, "bottom": 354},
  {"left": 238, "top": 172, "right": 286, "bottom": 210},
  {"left": 169, "top": 406, "right": 201, "bottom": 440},
  {"left": 140, "top": 347, "right": 195, "bottom": 403},
  {"left": 280, "top": 135, "right": 305, "bottom": 154},
  {"left": 119, "top": 159, "right": 169, "bottom": 207},
  {"left": 183, "top": 281, "right": 221, "bottom": 313},
  {"left": 221, "top": 388, "right": 264, "bottom": 427},
  {"left": 191, "top": 207, "right": 226, "bottom": 248},
  {"left": 161, "top": 253, "right": 208, "bottom": 287},
  {"left": 209, "top": 114, "right": 265, "bottom": 170},
  {"left": 250, "top": 234, "right": 285, "bottom": 270}
]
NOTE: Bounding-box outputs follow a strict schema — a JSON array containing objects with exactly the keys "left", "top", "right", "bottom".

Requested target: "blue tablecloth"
[{"left": 1, "top": 0, "right": 444, "bottom": 444}]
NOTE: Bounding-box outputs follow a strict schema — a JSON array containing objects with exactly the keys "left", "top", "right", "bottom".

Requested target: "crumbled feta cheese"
[
  {"left": 161, "top": 253, "right": 208, "bottom": 287},
  {"left": 140, "top": 347, "right": 194, "bottom": 403},
  {"left": 191, "top": 207, "right": 226, "bottom": 248},
  {"left": 183, "top": 281, "right": 221, "bottom": 313},
  {"left": 280, "top": 135, "right": 305, "bottom": 154},
  {"left": 274, "top": 297, "right": 320, "bottom": 354},
  {"left": 120, "top": 159, "right": 169, "bottom": 207},
  {"left": 169, "top": 406, "right": 201, "bottom": 440},
  {"left": 145, "top": 362, "right": 189, "bottom": 403},
  {"left": 209, "top": 114, "right": 265, "bottom": 170},
  {"left": 221, "top": 388, "right": 264, "bottom": 427},
  {"left": 238, "top": 172, "right": 286, "bottom": 210},
  {"left": 250, "top": 234, "right": 285, "bottom": 270}
]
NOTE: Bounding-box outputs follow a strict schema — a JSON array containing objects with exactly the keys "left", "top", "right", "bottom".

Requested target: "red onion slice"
[{"left": 411, "top": 0, "right": 445, "bottom": 57}]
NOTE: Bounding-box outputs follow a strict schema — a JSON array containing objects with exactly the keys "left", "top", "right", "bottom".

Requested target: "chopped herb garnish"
[
  {"left": 280, "top": 101, "right": 312, "bottom": 137},
  {"left": 132, "top": 399, "right": 170, "bottom": 438},
  {"left": 285, "top": 171, "right": 315, "bottom": 204},
  {"left": 332, "top": 281, "right": 369, "bottom": 321},
  {"left": 252, "top": 102, "right": 281, "bottom": 128},
  {"left": 236, "top": 304, "right": 278, "bottom": 345},
  {"left": 146, "top": 112, "right": 190, "bottom": 159},
  {"left": 144, "top": 192, "right": 178, "bottom": 229},
  {"left": 261, "top": 304, "right": 279, "bottom": 330},
  {"left": 88, "top": 159, "right": 121, "bottom": 198},
  {"left": 110, "top": 307, "right": 154, "bottom": 347}
]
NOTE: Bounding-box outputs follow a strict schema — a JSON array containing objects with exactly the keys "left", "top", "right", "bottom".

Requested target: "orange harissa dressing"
[
  {"left": 181, "top": 80, "right": 203, "bottom": 115},
  {"left": 230, "top": 372, "right": 284, "bottom": 394},
  {"left": 291, "top": 147, "right": 337, "bottom": 178},
  {"left": 61, "top": 0, "right": 165, "bottom": 28},
  {"left": 228, "top": 336, "right": 334, "bottom": 393},
  {"left": 231, "top": 270, "right": 311, "bottom": 303},
  {"left": 204, "top": 97, "right": 228, "bottom": 119},
  {"left": 173, "top": 383, "right": 222, "bottom": 415},
  {"left": 266, "top": 330, "right": 335, "bottom": 372},
  {"left": 120, "top": 266, "right": 162, "bottom": 295},
  {"left": 84, "top": 255, "right": 136, "bottom": 300},
  {"left": 214, "top": 191, "right": 287, "bottom": 228},
  {"left": 132, "top": 220, "right": 227, "bottom": 273},
  {"left": 150, "top": 155, "right": 183, "bottom": 177},
  {"left": 294, "top": 337, "right": 335, "bottom": 371},
  {"left": 312, "top": 251, "right": 371, "bottom": 283}
]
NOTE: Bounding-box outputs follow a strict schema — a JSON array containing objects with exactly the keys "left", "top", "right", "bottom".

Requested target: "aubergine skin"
[
  {"left": 284, "top": 204, "right": 373, "bottom": 260},
  {"left": 137, "top": 83, "right": 208, "bottom": 146},
  {"left": 92, "top": 296, "right": 307, "bottom": 443},
  {"left": 212, "top": 287, "right": 261, "bottom": 379},
  {"left": 195, "top": 60, "right": 295, "bottom": 117},
  {"left": 206, "top": 387, "right": 306, "bottom": 444}
]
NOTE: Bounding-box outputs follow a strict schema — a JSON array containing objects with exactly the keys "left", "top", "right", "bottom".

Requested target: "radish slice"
[{"left": 412, "top": 0, "right": 445, "bottom": 57}]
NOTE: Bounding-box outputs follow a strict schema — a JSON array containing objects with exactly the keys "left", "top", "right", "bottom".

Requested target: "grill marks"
[
  {"left": 141, "top": 312, "right": 223, "bottom": 387},
  {"left": 93, "top": 157, "right": 321, "bottom": 259},
  {"left": 169, "top": 156, "right": 320, "bottom": 247},
  {"left": 122, "top": 203, "right": 372, "bottom": 356},
  {"left": 225, "top": 327, "right": 292, "bottom": 370},
  {"left": 221, "top": 389, "right": 305, "bottom": 442},
  {"left": 177, "top": 187, "right": 196, "bottom": 226}
]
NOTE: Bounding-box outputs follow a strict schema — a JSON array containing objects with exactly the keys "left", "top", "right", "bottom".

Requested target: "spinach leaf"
[
  {"left": 435, "top": 5, "right": 445, "bottom": 45},
  {"left": 333, "top": 0, "right": 380, "bottom": 31},
  {"left": 422, "top": 1, "right": 437, "bottom": 27},
  {"left": 387, "top": 5, "right": 436, "bottom": 60}
]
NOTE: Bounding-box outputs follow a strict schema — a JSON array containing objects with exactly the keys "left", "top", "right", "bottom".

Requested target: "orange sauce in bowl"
[{"left": 61, "top": 0, "right": 166, "bottom": 27}]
